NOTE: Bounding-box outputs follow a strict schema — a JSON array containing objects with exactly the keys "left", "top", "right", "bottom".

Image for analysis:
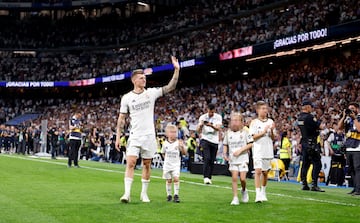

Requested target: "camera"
[
  {"left": 203, "top": 120, "right": 209, "bottom": 124},
  {"left": 345, "top": 108, "right": 353, "bottom": 115}
]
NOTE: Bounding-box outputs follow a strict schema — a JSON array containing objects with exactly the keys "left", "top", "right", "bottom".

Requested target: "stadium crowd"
[
  {"left": 0, "top": 0, "right": 280, "bottom": 49},
  {"left": 0, "top": 0, "right": 359, "bottom": 81},
  {"left": 1, "top": 51, "right": 359, "bottom": 168}
]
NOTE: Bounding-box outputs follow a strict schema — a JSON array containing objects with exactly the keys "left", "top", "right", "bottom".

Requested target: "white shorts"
[
  {"left": 126, "top": 135, "right": 157, "bottom": 159},
  {"left": 229, "top": 163, "right": 249, "bottom": 172},
  {"left": 162, "top": 169, "right": 180, "bottom": 180},
  {"left": 253, "top": 158, "right": 272, "bottom": 171}
]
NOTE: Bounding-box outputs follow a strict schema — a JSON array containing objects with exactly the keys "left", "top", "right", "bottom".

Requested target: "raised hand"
[{"left": 171, "top": 56, "right": 180, "bottom": 70}]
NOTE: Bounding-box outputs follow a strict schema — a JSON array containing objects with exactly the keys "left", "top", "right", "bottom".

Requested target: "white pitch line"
[{"left": 2, "top": 154, "right": 359, "bottom": 207}]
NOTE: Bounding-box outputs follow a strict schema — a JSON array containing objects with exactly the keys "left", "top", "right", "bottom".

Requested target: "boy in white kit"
[
  {"left": 223, "top": 112, "right": 253, "bottom": 205},
  {"left": 162, "top": 124, "right": 186, "bottom": 203},
  {"left": 249, "top": 101, "right": 276, "bottom": 203}
]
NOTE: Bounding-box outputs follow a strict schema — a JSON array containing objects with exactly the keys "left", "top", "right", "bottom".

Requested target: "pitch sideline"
[{"left": 2, "top": 154, "right": 358, "bottom": 207}]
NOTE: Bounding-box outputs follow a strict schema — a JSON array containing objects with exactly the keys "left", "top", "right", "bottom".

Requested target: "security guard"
[
  {"left": 338, "top": 102, "right": 360, "bottom": 196},
  {"left": 297, "top": 99, "right": 324, "bottom": 192}
]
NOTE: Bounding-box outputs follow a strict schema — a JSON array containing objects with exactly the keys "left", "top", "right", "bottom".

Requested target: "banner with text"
[{"left": 0, "top": 58, "right": 203, "bottom": 88}]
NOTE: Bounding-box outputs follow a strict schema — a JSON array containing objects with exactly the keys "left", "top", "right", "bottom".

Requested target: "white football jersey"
[
  {"left": 120, "top": 87, "right": 163, "bottom": 137},
  {"left": 249, "top": 118, "right": 274, "bottom": 159},
  {"left": 161, "top": 140, "right": 182, "bottom": 171},
  {"left": 198, "top": 113, "right": 222, "bottom": 144},
  {"left": 223, "top": 128, "right": 253, "bottom": 164}
]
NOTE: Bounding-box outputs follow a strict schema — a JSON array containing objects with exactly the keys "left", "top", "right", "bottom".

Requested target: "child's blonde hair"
[
  {"left": 165, "top": 123, "right": 178, "bottom": 134},
  {"left": 230, "top": 112, "right": 243, "bottom": 121},
  {"left": 256, "top": 100, "right": 267, "bottom": 109}
]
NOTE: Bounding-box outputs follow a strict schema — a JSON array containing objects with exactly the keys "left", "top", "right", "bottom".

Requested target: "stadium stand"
[{"left": 0, "top": 0, "right": 358, "bottom": 81}]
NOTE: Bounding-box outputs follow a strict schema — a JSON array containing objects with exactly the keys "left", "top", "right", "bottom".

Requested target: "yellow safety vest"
[
  {"left": 280, "top": 137, "right": 291, "bottom": 159},
  {"left": 120, "top": 136, "right": 127, "bottom": 147},
  {"left": 187, "top": 137, "right": 197, "bottom": 151}
]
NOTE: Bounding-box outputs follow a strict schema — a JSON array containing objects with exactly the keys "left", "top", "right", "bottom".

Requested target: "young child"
[
  {"left": 249, "top": 101, "right": 276, "bottom": 203},
  {"left": 223, "top": 112, "right": 253, "bottom": 205},
  {"left": 161, "top": 124, "right": 186, "bottom": 203}
]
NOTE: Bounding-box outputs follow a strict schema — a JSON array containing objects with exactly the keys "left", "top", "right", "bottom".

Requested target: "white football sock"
[
  {"left": 166, "top": 182, "right": 172, "bottom": 196},
  {"left": 124, "top": 177, "right": 133, "bottom": 197},
  {"left": 141, "top": 179, "right": 150, "bottom": 195},
  {"left": 174, "top": 182, "right": 180, "bottom": 195}
]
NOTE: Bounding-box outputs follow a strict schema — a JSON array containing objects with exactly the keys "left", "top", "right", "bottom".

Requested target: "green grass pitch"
[{"left": 1, "top": 154, "right": 359, "bottom": 223}]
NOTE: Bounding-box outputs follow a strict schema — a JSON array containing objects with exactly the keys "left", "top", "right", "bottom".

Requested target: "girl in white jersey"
[
  {"left": 249, "top": 101, "right": 276, "bottom": 203},
  {"left": 161, "top": 124, "right": 186, "bottom": 203},
  {"left": 223, "top": 112, "right": 253, "bottom": 205}
]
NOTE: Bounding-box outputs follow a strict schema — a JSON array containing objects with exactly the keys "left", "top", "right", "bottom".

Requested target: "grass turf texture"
[{"left": 1, "top": 154, "right": 359, "bottom": 223}]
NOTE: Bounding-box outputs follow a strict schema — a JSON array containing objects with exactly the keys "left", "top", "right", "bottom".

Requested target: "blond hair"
[
  {"left": 256, "top": 100, "right": 267, "bottom": 109},
  {"left": 165, "top": 123, "right": 178, "bottom": 133},
  {"left": 230, "top": 111, "right": 243, "bottom": 121},
  {"left": 131, "top": 69, "right": 144, "bottom": 79}
]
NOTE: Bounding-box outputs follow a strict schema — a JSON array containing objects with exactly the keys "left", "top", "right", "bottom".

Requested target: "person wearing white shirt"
[
  {"left": 249, "top": 101, "right": 275, "bottom": 203},
  {"left": 223, "top": 112, "right": 253, "bottom": 205},
  {"left": 115, "top": 56, "right": 180, "bottom": 203},
  {"left": 196, "top": 103, "right": 223, "bottom": 185},
  {"left": 161, "top": 124, "right": 186, "bottom": 203}
]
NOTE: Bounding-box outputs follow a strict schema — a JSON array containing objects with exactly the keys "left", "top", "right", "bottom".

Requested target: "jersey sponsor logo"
[
  {"left": 164, "top": 145, "right": 180, "bottom": 159},
  {"left": 166, "top": 151, "right": 179, "bottom": 159},
  {"left": 131, "top": 100, "right": 151, "bottom": 111},
  {"left": 228, "top": 141, "right": 245, "bottom": 148}
]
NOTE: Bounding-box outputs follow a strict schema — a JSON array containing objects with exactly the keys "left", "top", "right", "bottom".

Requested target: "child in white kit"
[
  {"left": 223, "top": 112, "right": 253, "bottom": 205},
  {"left": 161, "top": 124, "right": 187, "bottom": 203}
]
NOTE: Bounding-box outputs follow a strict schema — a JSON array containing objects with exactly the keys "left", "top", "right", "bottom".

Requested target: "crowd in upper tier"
[{"left": 0, "top": 0, "right": 359, "bottom": 82}]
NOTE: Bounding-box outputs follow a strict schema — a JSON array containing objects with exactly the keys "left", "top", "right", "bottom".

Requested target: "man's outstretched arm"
[{"left": 162, "top": 56, "right": 180, "bottom": 95}]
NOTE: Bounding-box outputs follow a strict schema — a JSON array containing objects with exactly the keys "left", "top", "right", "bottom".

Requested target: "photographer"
[
  {"left": 326, "top": 124, "right": 346, "bottom": 186},
  {"left": 297, "top": 99, "right": 325, "bottom": 192},
  {"left": 48, "top": 125, "right": 59, "bottom": 159},
  {"left": 197, "top": 103, "right": 222, "bottom": 185},
  {"left": 338, "top": 102, "right": 360, "bottom": 196}
]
